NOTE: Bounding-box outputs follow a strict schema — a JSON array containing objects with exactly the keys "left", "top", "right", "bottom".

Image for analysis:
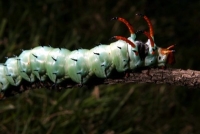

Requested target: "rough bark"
[{"left": 1, "top": 68, "right": 200, "bottom": 99}]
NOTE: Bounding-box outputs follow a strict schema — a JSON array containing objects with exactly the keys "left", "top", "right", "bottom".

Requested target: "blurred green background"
[{"left": 0, "top": 0, "right": 200, "bottom": 133}]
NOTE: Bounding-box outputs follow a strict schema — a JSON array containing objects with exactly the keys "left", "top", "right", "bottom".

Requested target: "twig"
[{"left": 1, "top": 68, "right": 200, "bottom": 99}]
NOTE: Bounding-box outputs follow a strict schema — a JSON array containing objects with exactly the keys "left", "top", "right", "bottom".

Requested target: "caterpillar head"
[
  {"left": 157, "top": 45, "right": 175, "bottom": 67},
  {"left": 136, "top": 14, "right": 176, "bottom": 67}
]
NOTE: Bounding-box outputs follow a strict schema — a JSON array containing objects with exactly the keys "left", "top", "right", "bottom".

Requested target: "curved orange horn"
[
  {"left": 113, "top": 36, "right": 136, "bottom": 48},
  {"left": 111, "top": 17, "right": 134, "bottom": 34},
  {"left": 136, "top": 14, "right": 154, "bottom": 37}
]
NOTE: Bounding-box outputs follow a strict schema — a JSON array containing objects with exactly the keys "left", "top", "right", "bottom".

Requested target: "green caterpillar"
[{"left": 0, "top": 14, "right": 175, "bottom": 92}]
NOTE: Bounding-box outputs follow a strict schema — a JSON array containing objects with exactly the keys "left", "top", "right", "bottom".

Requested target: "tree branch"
[{"left": 1, "top": 68, "right": 200, "bottom": 99}]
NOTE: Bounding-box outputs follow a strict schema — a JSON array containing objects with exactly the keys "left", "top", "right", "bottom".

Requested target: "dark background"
[{"left": 0, "top": 0, "right": 200, "bottom": 133}]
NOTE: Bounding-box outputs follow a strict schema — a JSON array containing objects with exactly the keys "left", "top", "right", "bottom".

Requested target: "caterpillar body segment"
[
  {"left": 113, "top": 36, "right": 142, "bottom": 70},
  {"left": 127, "top": 39, "right": 144, "bottom": 69},
  {"left": 0, "top": 64, "right": 9, "bottom": 91},
  {"left": 135, "top": 13, "right": 157, "bottom": 66},
  {"left": 89, "top": 45, "right": 113, "bottom": 78},
  {"left": 0, "top": 15, "right": 175, "bottom": 91},
  {"left": 4, "top": 57, "right": 22, "bottom": 86},
  {"left": 18, "top": 50, "right": 35, "bottom": 82},
  {"left": 109, "top": 40, "right": 130, "bottom": 72},
  {"left": 30, "top": 46, "right": 53, "bottom": 81},
  {"left": 46, "top": 48, "right": 71, "bottom": 83},
  {"left": 142, "top": 31, "right": 158, "bottom": 66},
  {"left": 66, "top": 49, "right": 92, "bottom": 84}
]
